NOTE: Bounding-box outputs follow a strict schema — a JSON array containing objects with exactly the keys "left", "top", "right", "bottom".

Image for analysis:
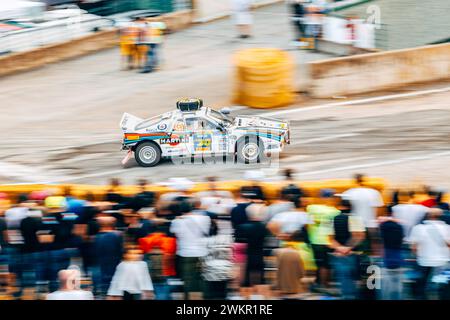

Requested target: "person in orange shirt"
[
  {"left": 119, "top": 18, "right": 141, "bottom": 70},
  {"left": 139, "top": 227, "right": 176, "bottom": 300}
]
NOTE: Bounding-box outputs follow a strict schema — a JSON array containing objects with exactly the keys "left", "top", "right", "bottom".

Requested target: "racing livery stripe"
[
  {"left": 245, "top": 131, "right": 283, "bottom": 141},
  {"left": 124, "top": 132, "right": 170, "bottom": 145}
]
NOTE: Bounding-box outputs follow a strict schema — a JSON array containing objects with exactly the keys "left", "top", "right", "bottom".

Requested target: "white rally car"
[{"left": 120, "top": 99, "right": 290, "bottom": 167}]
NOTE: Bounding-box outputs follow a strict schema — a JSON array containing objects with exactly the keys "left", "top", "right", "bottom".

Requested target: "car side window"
[{"left": 185, "top": 118, "right": 216, "bottom": 131}]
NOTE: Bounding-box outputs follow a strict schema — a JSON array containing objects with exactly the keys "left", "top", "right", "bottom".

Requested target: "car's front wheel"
[
  {"left": 135, "top": 142, "right": 161, "bottom": 167},
  {"left": 236, "top": 136, "right": 264, "bottom": 164}
]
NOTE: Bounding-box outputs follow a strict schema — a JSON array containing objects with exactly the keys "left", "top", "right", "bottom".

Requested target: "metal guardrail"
[{"left": 0, "top": 15, "right": 114, "bottom": 56}]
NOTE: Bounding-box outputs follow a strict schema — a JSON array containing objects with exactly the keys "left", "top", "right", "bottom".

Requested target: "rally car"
[{"left": 120, "top": 98, "right": 290, "bottom": 167}]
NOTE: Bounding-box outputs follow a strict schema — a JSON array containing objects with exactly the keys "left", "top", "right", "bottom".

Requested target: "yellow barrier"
[
  {"left": 0, "top": 177, "right": 387, "bottom": 203},
  {"left": 233, "top": 48, "right": 296, "bottom": 109}
]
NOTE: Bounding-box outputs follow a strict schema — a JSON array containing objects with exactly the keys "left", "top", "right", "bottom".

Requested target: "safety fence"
[{"left": 0, "top": 177, "right": 387, "bottom": 203}]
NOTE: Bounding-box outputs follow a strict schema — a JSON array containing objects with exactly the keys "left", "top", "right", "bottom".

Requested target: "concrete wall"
[
  {"left": 193, "top": 0, "right": 283, "bottom": 23},
  {"left": 308, "top": 43, "right": 450, "bottom": 98},
  {"left": 0, "top": 29, "right": 117, "bottom": 78},
  {"left": 0, "top": 10, "right": 193, "bottom": 78}
]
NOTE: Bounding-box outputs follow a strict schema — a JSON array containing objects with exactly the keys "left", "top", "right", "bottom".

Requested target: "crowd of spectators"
[{"left": 0, "top": 171, "right": 449, "bottom": 300}]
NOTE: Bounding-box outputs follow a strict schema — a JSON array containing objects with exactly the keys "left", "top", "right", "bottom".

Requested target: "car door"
[
  {"left": 159, "top": 117, "right": 190, "bottom": 157},
  {"left": 183, "top": 115, "right": 225, "bottom": 155}
]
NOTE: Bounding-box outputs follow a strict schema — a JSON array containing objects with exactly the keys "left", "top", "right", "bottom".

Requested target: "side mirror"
[
  {"left": 217, "top": 125, "right": 225, "bottom": 132},
  {"left": 220, "top": 107, "right": 231, "bottom": 115}
]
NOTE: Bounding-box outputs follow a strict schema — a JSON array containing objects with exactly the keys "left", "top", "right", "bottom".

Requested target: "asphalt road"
[{"left": 0, "top": 3, "right": 449, "bottom": 189}]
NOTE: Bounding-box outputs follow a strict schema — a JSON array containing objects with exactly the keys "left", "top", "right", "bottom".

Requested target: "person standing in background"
[
  {"left": 93, "top": 216, "right": 124, "bottom": 298},
  {"left": 118, "top": 18, "right": 140, "bottom": 70},
  {"left": 409, "top": 208, "right": 450, "bottom": 300},
  {"left": 107, "top": 249, "right": 154, "bottom": 300},
  {"left": 378, "top": 208, "right": 405, "bottom": 300},
  {"left": 170, "top": 200, "right": 211, "bottom": 299},
  {"left": 328, "top": 199, "right": 366, "bottom": 300},
  {"left": 289, "top": 0, "right": 306, "bottom": 41},
  {"left": 343, "top": 173, "right": 385, "bottom": 255},
  {"left": 139, "top": 19, "right": 167, "bottom": 73},
  {"left": 47, "top": 268, "right": 93, "bottom": 300},
  {"left": 307, "top": 189, "right": 340, "bottom": 291},
  {"left": 232, "top": 0, "right": 253, "bottom": 39}
]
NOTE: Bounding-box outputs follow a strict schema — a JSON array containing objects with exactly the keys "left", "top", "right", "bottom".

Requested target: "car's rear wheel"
[
  {"left": 236, "top": 136, "right": 264, "bottom": 164},
  {"left": 135, "top": 142, "right": 161, "bottom": 167}
]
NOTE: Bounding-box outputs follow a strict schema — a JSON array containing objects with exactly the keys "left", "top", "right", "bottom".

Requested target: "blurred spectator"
[
  {"left": 107, "top": 249, "right": 154, "bottom": 300},
  {"left": 289, "top": 0, "right": 306, "bottom": 40},
  {"left": 343, "top": 173, "right": 384, "bottom": 254},
  {"left": 391, "top": 190, "right": 428, "bottom": 240},
  {"left": 420, "top": 186, "right": 439, "bottom": 208},
  {"left": 170, "top": 200, "right": 211, "bottom": 299},
  {"left": 139, "top": 224, "right": 176, "bottom": 300},
  {"left": 230, "top": 187, "right": 260, "bottom": 232},
  {"left": 129, "top": 179, "right": 155, "bottom": 212},
  {"left": 267, "top": 199, "right": 312, "bottom": 240},
  {"left": 378, "top": 208, "right": 405, "bottom": 300},
  {"left": 236, "top": 204, "right": 268, "bottom": 289},
  {"left": 124, "top": 210, "right": 152, "bottom": 244},
  {"left": 232, "top": 0, "right": 253, "bottom": 39},
  {"left": 307, "top": 189, "right": 340, "bottom": 290},
  {"left": 274, "top": 244, "right": 305, "bottom": 296},
  {"left": 93, "top": 216, "right": 124, "bottom": 297},
  {"left": 138, "top": 18, "right": 166, "bottom": 73},
  {"left": 46, "top": 268, "right": 93, "bottom": 300},
  {"left": 329, "top": 199, "right": 366, "bottom": 299},
  {"left": 104, "top": 178, "right": 124, "bottom": 205},
  {"left": 118, "top": 18, "right": 140, "bottom": 70},
  {"left": 201, "top": 234, "right": 234, "bottom": 299},
  {"left": 281, "top": 168, "right": 304, "bottom": 208},
  {"left": 266, "top": 188, "right": 296, "bottom": 223},
  {"left": 409, "top": 208, "right": 450, "bottom": 299},
  {"left": 63, "top": 186, "right": 86, "bottom": 216},
  {"left": 5, "top": 195, "right": 30, "bottom": 231},
  {"left": 436, "top": 191, "right": 450, "bottom": 212}
]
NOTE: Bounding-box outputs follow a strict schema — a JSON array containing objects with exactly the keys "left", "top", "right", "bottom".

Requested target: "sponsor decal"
[
  {"left": 157, "top": 123, "right": 168, "bottom": 130},
  {"left": 160, "top": 134, "right": 188, "bottom": 146},
  {"left": 193, "top": 133, "right": 212, "bottom": 151},
  {"left": 174, "top": 122, "right": 185, "bottom": 131}
]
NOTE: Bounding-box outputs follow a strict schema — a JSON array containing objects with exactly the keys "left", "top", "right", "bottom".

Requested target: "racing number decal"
[{"left": 193, "top": 133, "right": 212, "bottom": 152}]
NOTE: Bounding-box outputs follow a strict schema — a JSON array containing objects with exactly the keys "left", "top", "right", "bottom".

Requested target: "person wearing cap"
[
  {"left": 28, "top": 195, "right": 74, "bottom": 294},
  {"left": 306, "top": 189, "right": 341, "bottom": 291}
]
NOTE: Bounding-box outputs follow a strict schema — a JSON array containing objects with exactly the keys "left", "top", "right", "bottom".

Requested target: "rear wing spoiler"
[{"left": 120, "top": 113, "right": 143, "bottom": 133}]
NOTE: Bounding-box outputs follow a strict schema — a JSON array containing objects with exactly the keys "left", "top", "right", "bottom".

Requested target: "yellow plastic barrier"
[
  {"left": 0, "top": 177, "right": 387, "bottom": 204},
  {"left": 233, "top": 48, "right": 296, "bottom": 109}
]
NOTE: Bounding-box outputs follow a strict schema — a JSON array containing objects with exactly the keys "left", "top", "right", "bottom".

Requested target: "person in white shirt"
[
  {"left": 232, "top": 0, "right": 253, "bottom": 38},
  {"left": 107, "top": 249, "right": 154, "bottom": 300},
  {"left": 170, "top": 201, "right": 211, "bottom": 299},
  {"left": 267, "top": 203, "right": 312, "bottom": 240},
  {"left": 409, "top": 208, "right": 450, "bottom": 299},
  {"left": 47, "top": 269, "right": 93, "bottom": 300},
  {"left": 391, "top": 190, "right": 428, "bottom": 240},
  {"left": 342, "top": 174, "right": 385, "bottom": 229}
]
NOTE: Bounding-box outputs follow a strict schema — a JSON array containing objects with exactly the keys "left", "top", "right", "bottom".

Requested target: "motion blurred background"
[{"left": 0, "top": 0, "right": 449, "bottom": 301}]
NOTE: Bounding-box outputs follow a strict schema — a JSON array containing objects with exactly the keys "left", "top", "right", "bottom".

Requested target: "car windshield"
[{"left": 209, "top": 109, "right": 234, "bottom": 126}]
